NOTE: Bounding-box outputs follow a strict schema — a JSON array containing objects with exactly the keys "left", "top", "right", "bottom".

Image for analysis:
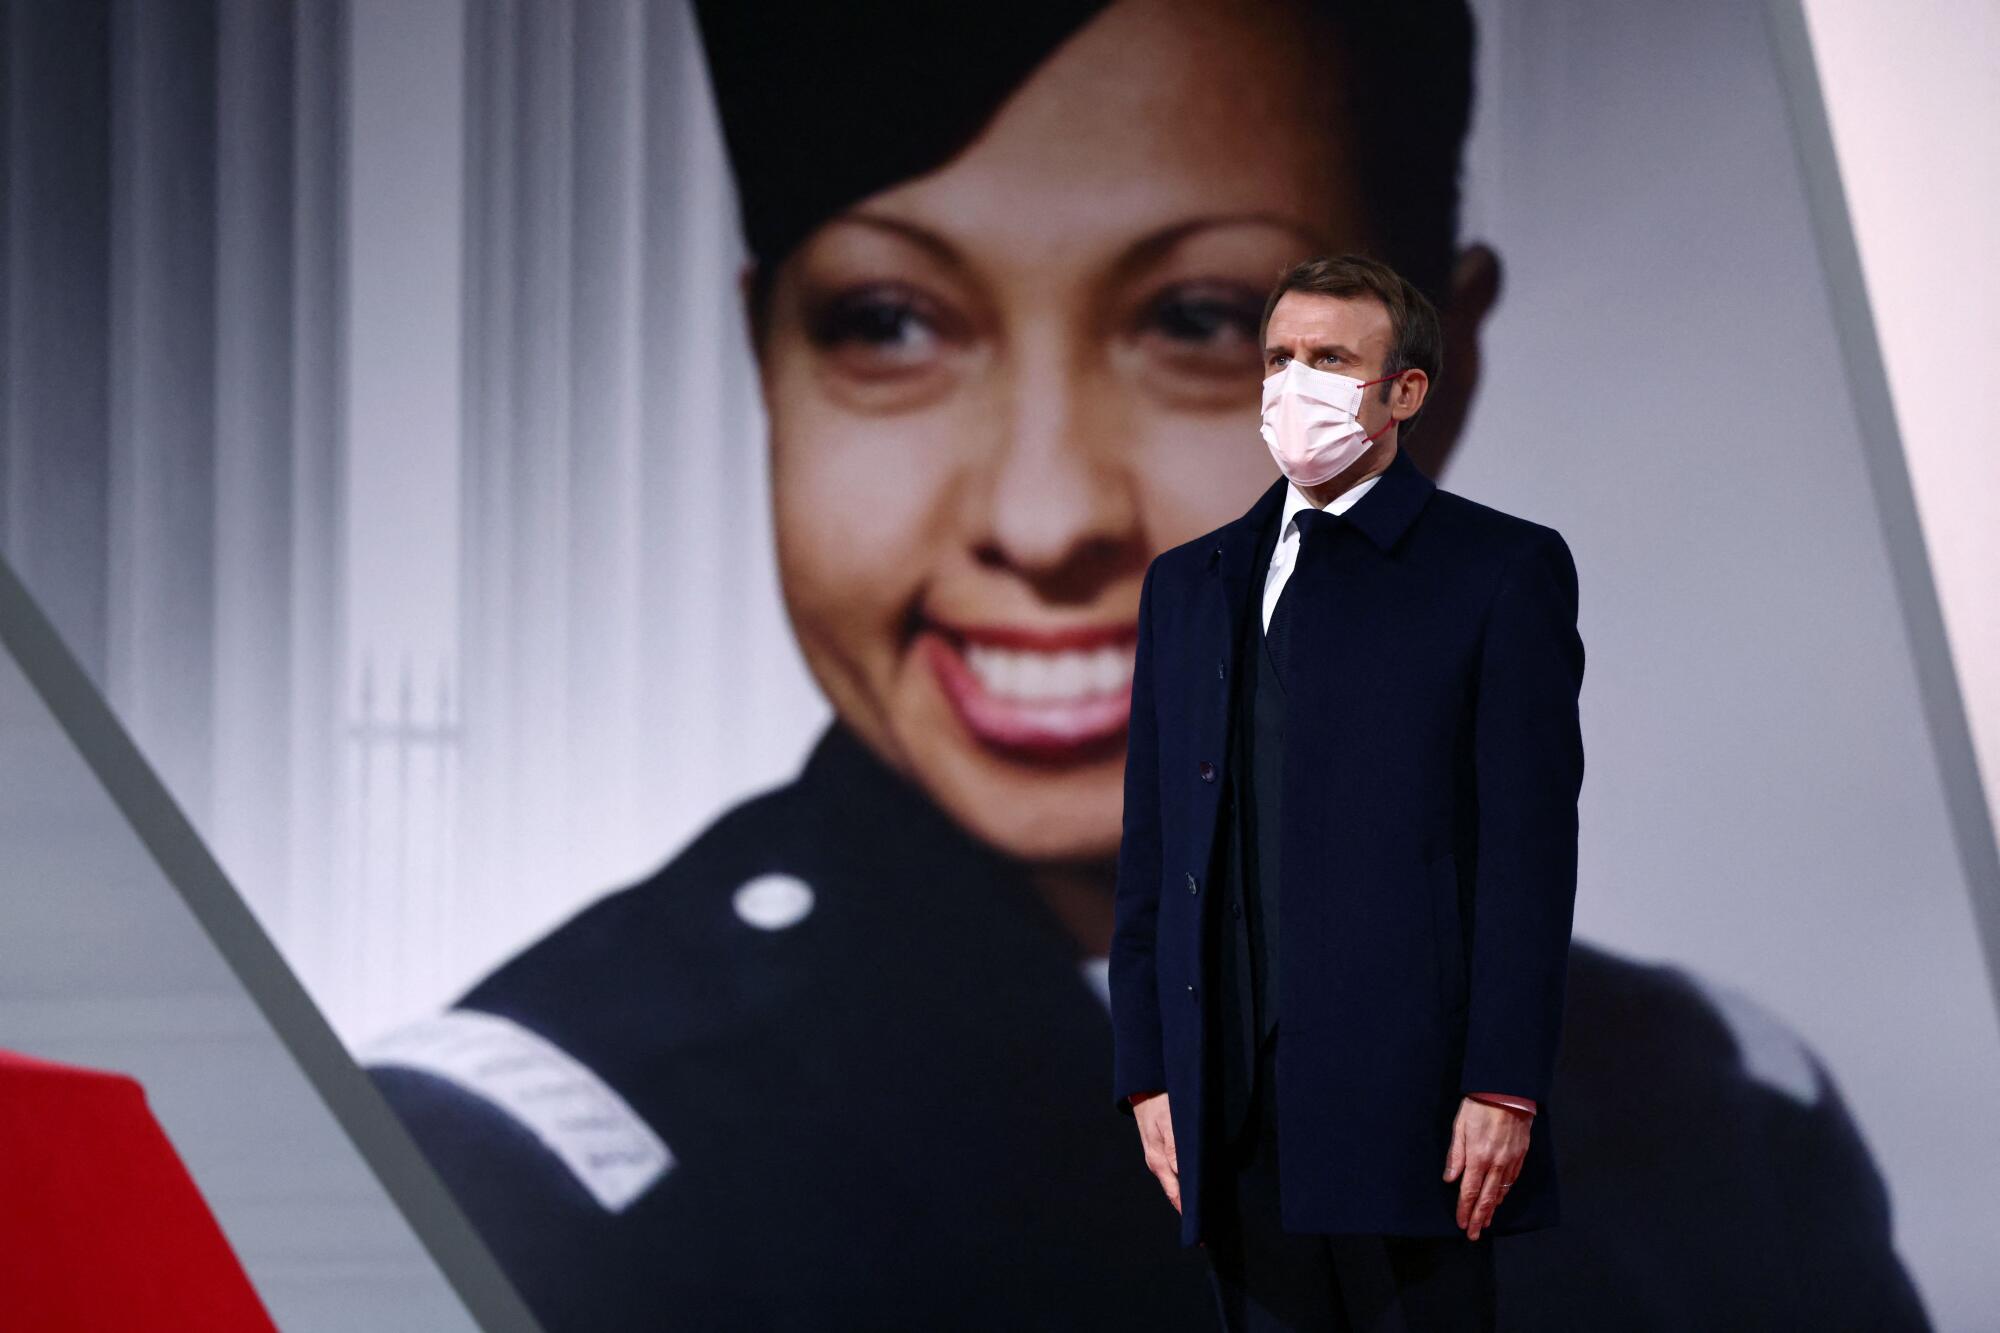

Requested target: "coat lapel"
[
  {"left": 1182, "top": 450, "right": 1437, "bottom": 886},
  {"left": 1208, "top": 474, "right": 1288, "bottom": 652},
  {"left": 1339, "top": 441, "right": 1437, "bottom": 555},
  {"left": 1177, "top": 475, "right": 1287, "bottom": 896},
  {"left": 1203, "top": 443, "right": 1436, "bottom": 644}
]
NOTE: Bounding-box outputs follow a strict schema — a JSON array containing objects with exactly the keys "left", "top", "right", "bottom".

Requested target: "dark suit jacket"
[{"left": 1109, "top": 445, "right": 1585, "bottom": 1245}]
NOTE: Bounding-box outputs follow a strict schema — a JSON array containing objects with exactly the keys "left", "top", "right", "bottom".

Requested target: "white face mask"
[{"left": 1258, "top": 359, "right": 1401, "bottom": 487}]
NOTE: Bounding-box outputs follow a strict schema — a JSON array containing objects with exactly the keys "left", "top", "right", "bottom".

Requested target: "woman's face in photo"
[{"left": 759, "top": 0, "right": 1374, "bottom": 863}]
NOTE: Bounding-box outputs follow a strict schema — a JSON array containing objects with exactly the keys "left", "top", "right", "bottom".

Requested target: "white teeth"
[
  {"left": 1048, "top": 650, "right": 1088, "bottom": 699},
  {"left": 964, "top": 641, "right": 1134, "bottom": 702},
  {"left": 1090, "top": 649, "right": 1126, "bottom": 694},
  {"left": 1018, "top": 652, "right": 1054, "bottom": 700}
]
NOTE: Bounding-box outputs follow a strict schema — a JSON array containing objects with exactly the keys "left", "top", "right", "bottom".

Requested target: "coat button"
[
  {"left": 1186, "top": 983, "right": 1198, "bottom": 1001},
  {"left": 1186, "top": 872, "right": 1199, "bottom": 895},
  {"left": 1230, "top": 899, "right": 1242, "bottom": 919},
  {"left": 1216, "top": 659, "right": 1226, "bottom": 680},
  {"left": 1198, "top": 760, "right": 1215, "bottom": 782}
]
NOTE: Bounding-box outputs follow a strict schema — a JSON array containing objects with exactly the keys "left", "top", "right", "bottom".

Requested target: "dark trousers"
[{"left": 1205, "top": 1030, "right": 1496, "bottom": 1333}]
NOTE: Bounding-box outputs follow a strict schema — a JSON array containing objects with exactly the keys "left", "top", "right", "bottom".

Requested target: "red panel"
[{"left": 0, "top": 1050, "right": 277, "bottom": 1332}]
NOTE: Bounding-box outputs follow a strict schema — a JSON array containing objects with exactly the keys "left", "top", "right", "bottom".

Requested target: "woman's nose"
[{"left": 972, "top": 365, "right": 1140, "bottom": 592}]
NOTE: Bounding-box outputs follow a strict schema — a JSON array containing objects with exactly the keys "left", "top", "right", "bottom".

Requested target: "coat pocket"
[{"left": 1428, "top": 852, "right": 1468, "bottom": 1015}]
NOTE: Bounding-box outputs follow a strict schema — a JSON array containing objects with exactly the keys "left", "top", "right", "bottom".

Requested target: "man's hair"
[{"left": 1259, "top": 254, "right": 1445, "bottom": 433}]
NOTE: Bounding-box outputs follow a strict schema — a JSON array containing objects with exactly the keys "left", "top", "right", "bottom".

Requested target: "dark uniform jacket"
[
  {"left": 368, "top": 578, "right": 1929, "bottom": 1329},
  {"left": 370, "top": 720, "right": 1216, "bottom": 1331}
]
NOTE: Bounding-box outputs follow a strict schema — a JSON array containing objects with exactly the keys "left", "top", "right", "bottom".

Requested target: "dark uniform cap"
[
  {"left": 689, "top": 0, "right": 1112, "bottom": 275},
  {"left": 690, "top": 0, "right": 1481, "bottom": 307}
]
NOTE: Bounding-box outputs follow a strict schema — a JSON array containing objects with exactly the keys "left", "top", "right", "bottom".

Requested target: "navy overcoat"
[{"left": 1109, "top": 444, "right": 1585, "bottom": 1246}]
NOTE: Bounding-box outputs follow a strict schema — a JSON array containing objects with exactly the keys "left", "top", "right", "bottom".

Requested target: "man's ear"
[
  {"left": 1405, "top": 243, "right": 1501, "bottom": 482},
  {"left": 1388, "top": 370, "right": 1431, "bottom": 422}
]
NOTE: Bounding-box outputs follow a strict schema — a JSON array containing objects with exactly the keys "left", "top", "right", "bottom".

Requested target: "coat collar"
[{"left": 1206, "top": 444, "right": 1437, "bottom": 582}]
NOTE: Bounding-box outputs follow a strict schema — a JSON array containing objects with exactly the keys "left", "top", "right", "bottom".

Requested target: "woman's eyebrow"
[
  {"left": 827, "top": 212, "right": 968, "bottom": 272},
  {"left": 1132, "top": 211, "right": 1330, "bottom": 262},
  {"left": 828, "top": 209, "right": 1332, "bottom": 290},
  {"left": 1103, "top": 212, "right": 1333, "bottom": 288}
]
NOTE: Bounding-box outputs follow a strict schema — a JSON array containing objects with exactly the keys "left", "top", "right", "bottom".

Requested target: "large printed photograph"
[{"left": 3, "top": 0, "right": 1993, "bottom": 1329}]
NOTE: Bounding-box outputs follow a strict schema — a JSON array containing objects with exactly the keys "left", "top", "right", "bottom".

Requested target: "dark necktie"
[{"left": 1265, "top": 507, "right": 1333, "bottom": 681}]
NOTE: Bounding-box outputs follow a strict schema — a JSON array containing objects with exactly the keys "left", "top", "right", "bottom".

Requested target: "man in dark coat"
[{"left": 1110, "top": 254, "right": 1581, "bottom": 1330}]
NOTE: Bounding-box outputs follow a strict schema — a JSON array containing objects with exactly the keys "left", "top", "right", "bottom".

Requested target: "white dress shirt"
[{"left": 1260, "top": 472, "right": 1384, "bottom": 633}]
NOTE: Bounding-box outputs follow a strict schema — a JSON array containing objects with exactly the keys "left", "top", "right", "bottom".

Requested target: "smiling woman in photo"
[{"left": 366, "top": 3, "right": 1928, "bottom": 1330}]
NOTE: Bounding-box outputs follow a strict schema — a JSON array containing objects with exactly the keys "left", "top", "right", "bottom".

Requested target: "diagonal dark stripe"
[{"left": 0, "top": 550, "right": 546, "bottom": 1333}]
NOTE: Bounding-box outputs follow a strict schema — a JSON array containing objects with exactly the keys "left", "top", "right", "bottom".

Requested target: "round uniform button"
[
  {"left": 1186, "top": 983, "right": 1198, "bottom": 1001},
  {"left": 1186, "top": 872, "right": 1199, "bottom": 895},
  {"left": 1198, "top": 760, "right": 1216, "bottom": 782},
  {"left": 731, "top": 873, "right": 816, "bottom": 930},
  {"left": 1217, "top": 660, "right": 1226, "bottom": 679},
  {"left": 1230, "top": 899, "right": 1242, "bottom": 919}
]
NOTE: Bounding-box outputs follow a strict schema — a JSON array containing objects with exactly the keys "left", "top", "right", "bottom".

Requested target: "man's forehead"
[{"left": 1267, "top": 291, "right": 1391, "bottom": 348}]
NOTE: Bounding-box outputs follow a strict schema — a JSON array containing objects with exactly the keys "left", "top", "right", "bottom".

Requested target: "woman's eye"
[
  {"left": 805, "top": 284, "right": 952, "bottom": 364},
  {"left": 1140, "top": 284, "right": 1264, "bottom": 368}
]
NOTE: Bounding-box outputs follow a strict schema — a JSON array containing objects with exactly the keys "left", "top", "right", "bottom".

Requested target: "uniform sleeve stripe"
[{"left": 365, "top": 1008, "right": 674, "bottom": 1212}]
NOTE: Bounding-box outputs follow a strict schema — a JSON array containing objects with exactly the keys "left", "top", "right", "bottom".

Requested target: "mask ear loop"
[{"left": 1356, "top": 368, "right": 1406, "bottom": 445}]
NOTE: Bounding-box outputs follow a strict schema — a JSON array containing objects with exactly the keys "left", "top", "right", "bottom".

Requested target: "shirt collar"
[{"left": 1280, "top": 468, "right": 1385, "bottom": 540}]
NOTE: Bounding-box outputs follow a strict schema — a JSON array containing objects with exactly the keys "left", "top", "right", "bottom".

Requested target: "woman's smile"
[{"left": 920, "top": 616, "right": 1137, "bottom": 761}]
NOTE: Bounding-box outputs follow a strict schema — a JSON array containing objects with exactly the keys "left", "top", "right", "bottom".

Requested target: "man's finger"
[
  {"left": 1456, "top": 1156, "right": 1487, "bottom": 1229},
  {"left": 1442, "top": 1112, "right": 1465, "bottom": 1182},
  {"left": 1468, "top": 1160, "right": 1509, "bottom": 1240}
]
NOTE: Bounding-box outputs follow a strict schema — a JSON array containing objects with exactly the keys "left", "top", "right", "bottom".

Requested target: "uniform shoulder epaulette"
[
  {"left": 1675, "top": 969, "right": 1823, "bottom": 1106},
  {"left": 365, "top": 1008, "right": 674, "bottom": 1212}
]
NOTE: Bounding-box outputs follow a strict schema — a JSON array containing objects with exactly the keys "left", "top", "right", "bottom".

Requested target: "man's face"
[
  {"left": 1263, "top": 289, "right": 1398, "bottom": 436},
  {"left": 754, "top": 0, "right": 1485, "bottom": 864}
]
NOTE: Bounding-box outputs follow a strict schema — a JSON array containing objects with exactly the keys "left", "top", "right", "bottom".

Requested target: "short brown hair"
[{"left": 1258, "top": 254, "right": 1444, "bottom": 433}]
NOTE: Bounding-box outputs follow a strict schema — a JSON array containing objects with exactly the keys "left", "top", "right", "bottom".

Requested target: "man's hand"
[
  {"left": 1130, "top": 1090, "right": 1179, "bottom": 1214},
  {"left": 1443, "top": 1095, "right": 1531, "bottom": 1240}
]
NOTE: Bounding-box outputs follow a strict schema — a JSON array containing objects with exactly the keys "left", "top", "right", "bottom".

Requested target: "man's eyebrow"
[{"left": 1265, "top": 342, "right": 1358, "bottom": 362}]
